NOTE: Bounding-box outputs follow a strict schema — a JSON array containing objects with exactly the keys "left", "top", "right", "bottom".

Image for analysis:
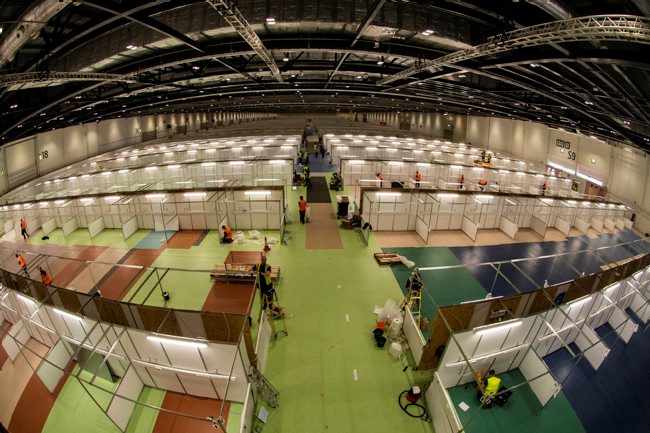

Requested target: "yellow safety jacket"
[
  {"left": 484, "top": 376, "right": 501, "bottom": 395},
  {"left": 256, "top": 263, "right": 272, "bottom": 286}
]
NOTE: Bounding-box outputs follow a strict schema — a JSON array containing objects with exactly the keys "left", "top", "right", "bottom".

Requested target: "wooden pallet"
[
  {"left": 374, "top": 252, "right": 402, "bottom": 265},
  {"left": 211, "top": 264, "right": 281, "bottom": 282}
]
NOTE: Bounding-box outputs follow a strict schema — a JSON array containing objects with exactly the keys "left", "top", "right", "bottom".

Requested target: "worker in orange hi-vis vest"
[
  {"left": 20, "top": 218, "right": 29, "bottom": 240},
  {"left": 298, "top": 196, "right": 308, "bottom": 224},
  {"left": 39, "top": 267, "right": 53, "bottom": 285},
  {"left": 415, "top": 171, "right": 422, "bottom": 188},
  {"left": 16, "top": 253, "right": 28, "bottom": 275}
]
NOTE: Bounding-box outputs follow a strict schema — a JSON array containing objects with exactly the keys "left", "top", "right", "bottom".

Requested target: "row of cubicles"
[
  {"left": 412, "top": 253, "right": 650, "bottom": 433},
  {"left": 341, "top": 157, "right": 576, "bottom": 197},
  {"left": 0, "top": 261, "right": 277, "bottom": 432},
  {"left": 1, "top": 186, "right": 286, "bottom": 243},
  {"left": 358, "top": 188, "right": 630, "bottom": 243}
]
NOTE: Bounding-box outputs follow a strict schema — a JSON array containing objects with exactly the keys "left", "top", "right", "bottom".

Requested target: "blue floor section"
[
  {"left": 134, "top": 230, "right": 176, "bottom": 249},
  {"left": 543, "top": 324, "right": 650, "bottom": 433},
  {"left": 302, "top": 148, "right": 334, "bottom": 172},
  {"left": 450, "top": 230, "right": 649, "bottom": 296}
]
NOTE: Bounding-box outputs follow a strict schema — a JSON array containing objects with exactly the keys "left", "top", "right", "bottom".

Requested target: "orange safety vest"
[
  {"left": 415, "top": 172, "right": 421, "bottom": 181},
  {"left": 459, "top": 175, "right": 464, "bottom": 183},
  {"left": 298, "top": 200, "right": 307, "bottom": 212},
  {"left": 377, "top": 174, "right": 384, "bottom": 180},
  {"left": 17, "top": 255, "right": 26, "bottom": 267},
  {"left": 20, "top": 219, "right": 26, "bottom": 230},
  {"left": 42, "top": 274, "right": 52, "bottom": 285},
  {"left": 224, "top": 226, "right": 233, "bottom": 239}
]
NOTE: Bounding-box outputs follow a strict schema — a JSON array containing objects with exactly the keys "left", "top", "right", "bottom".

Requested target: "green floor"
[
  {"left": 28, "top": 228, "right": 150, "bottom": 249},
  {"left": 447, "top": 369, "right": 585, "bottom": 433},
  {"left": 24, "top": 181, "right": 584, "bottom": 433}
]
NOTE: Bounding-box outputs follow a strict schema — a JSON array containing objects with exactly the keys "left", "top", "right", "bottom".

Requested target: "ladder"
[
  {"left": 400, "top": 271, "right": 423, "bottom": 327},
  {"left": 248, "top": 365, "right": 280, "bottom": 408},
  {"left": 260, "top": 290, "right": 288, "bottom": 338}
]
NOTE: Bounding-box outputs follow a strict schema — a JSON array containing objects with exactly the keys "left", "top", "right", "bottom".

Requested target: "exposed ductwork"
[
  {"left": 526, "top": 0, "right": 573, "bottom": 20},
  {"left": 0, "top": 0, "right": 73, "bottom": 68}
]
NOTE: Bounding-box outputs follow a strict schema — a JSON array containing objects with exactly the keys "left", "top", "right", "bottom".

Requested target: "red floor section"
[
  {"left": 52, "top": 245, "right": 108, "bottom": 287},
  {"left": 7, "top": 360, "right": 73, "bottom": 433},
  {"left": 152, "top": 392, "right": 230, "bottom": 433},
  {"left": 97, "top": 248, "right": 165, "bottom": 300},
  {"left": 202, "top": 281, "right": 255, "bottom": 315},
  {"left": 165, "top": 230, "right": 207, "bottom": 249}
]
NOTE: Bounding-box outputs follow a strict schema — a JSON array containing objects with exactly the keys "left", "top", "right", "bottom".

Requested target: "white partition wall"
[
  {"left": 403, "top": 309, "right": 425, "bottom": 365},
  {"left": 36, "top": 340, "right": 73, "bottom": 393},
  {"left": 88, "top": 216, "right": 105, "bottom": 239},
  {"left": 499, "top": 216, "right": 518, "bottom": 240},
  {"left": 461, "top": 216, "right": 478, "bottom": 241},
  {"left": 555, "top": 217, "right": 572, "bottom": 236},
  {"left": 62, "top": 217, "right": 78, "bottom": 237},
  {"left": 106, "top": 365, "right": 144, "bottom": 431},
  {"left": 42, "top": 218, "right": 57, "bottom": 235},
  {"left": 122, "top": 216, "right": 138, "bottom": 240},
  {"left": 519, "top": 349, "right": 560, "bottom": 406},
  {"left": 591, "top": 218, "right": 604, "bottom": 233},
  {"left": 426, "top": 372, "right": 463, "bottom": 433},
  {"left": 575, "top": 218, "right": 590, "bottom": 234}
]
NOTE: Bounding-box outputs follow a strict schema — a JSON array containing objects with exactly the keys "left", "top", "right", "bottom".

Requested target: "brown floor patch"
[
  {"left": 202, "top": 281, "right": 255, "bottom": 315},
  {"left": 8, "top": 361, "right": 72, "bottom": 433},
  {"left": 152, "top": 391, "right": 230, "bottom": 433},
  {"left": 97, "top": 249, "right": 164, "bottom": 300},
  {"left": 305, "top": 203, "right": 343, "bottom": 249},
  {"left": 166, "top": 230, "right": 208, "bottom": 249},
  {"left": 52, "top": 246, "right": 108, "bottom": 288}
]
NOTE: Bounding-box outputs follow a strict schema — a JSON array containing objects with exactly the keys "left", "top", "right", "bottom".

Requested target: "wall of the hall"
[
  {"left": 364, "top": 111, "right": 650, "bottom": 233},
  {"left": 0, "top": 111, "right": 273, "bottom": 195},
  {"left": 3, "top": 110, "right": 650, "bottom": 234}
]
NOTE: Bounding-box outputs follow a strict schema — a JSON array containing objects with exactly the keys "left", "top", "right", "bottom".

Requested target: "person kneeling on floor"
[{"left": 221, "top": 225, "right": 233, "bottom": 243}]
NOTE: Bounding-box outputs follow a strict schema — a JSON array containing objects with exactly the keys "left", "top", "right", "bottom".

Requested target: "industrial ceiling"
[{"left": 0, "top": 0, "right": 649, "bottom": 149}]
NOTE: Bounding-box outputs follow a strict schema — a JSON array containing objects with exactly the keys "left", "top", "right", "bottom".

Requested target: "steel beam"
[
  {"left": 378, "top": 15, "right": 650, "bottom": 85},
  {"left": 206, "top": 0, "right": 283, "bottom": 82}
]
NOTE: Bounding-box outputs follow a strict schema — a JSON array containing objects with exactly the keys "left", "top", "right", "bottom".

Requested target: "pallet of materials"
[
  {"left": 600, "top": 253, "right": 646, "bottom": 271},
  {"left": 374, "top": 252, "right": 402, "bottom": 265},
  {"left": 211, "top": 264, "right": 281, "bottom": 282}
]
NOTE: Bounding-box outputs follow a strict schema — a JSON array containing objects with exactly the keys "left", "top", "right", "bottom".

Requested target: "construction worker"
[
  {"left": 458, "top": 174, "right": 465, "bottom": 189},
  {"left": 313, "top": 142, "right": 318, "bottom": 157},
  {"left": 541, "top": 181, "right": 548, "bottom": 196},
  {"left": 39, "top": 267, "right": 53, "bottom": 285},
  {"left": 20, "top": 218, "right": 29, "bottom": 240},
  {"left": 221, "top": 225, "right": 233, "bottom": 243},
  {"left": 253, "top": 255, "right": 275, "bottom": 311},
  {"left": 477, "top": 369, "right": 502, "bottom": 406},
  {"left": 415, "top": 171, "right": 422, "bottom": 188},
  {"left": 298, "top": 196, "right": 307, "bottom": 224},
  {"left": 16, "top": 253, "right": 28, "bottom": 275},
  {"left": 297, "top": 150, "right": 303, "bottom": 165},
  {"left": 303, "top": 165, "right": 312, "bottom": 187}
]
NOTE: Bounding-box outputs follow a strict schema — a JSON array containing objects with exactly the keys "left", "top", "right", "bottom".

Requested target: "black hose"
[{"left": 398, "top": 390, "right": 427, "bottom": 419}]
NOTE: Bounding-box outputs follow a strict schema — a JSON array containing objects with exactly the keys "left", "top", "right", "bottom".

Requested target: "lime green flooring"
[
  {"left": 41, "top": 366, "right": 121, "bottom": 433},
  {"left": 28, "top": 228, "right": 150, "bottom": 249},
  {"left": 447, "top": 369, "right": 586, "bottom": 433},
  {"left": 25, "top": 181, "right": 581, "bottom": 433}
]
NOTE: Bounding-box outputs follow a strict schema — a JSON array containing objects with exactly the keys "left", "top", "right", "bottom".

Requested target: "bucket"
[{"left": 388, "top": 317, "right": 403, "bottom": 340}]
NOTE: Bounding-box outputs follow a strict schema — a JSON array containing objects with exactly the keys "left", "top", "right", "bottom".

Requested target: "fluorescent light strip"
[
  {"left": 184, "top": 192, "right": 207, "bottom": 197},
  {"left": 505, "top": 198, "right": 517, "bottom": 205},
  {"left": 445, "top": 343, "right": 530, "bottom": 367},
  {"left": 269, "top": 160, "right": 285, "bottom": 164},
  {"left": 167, "top": 164, "right": 180, "bottom": 169},
  {"left": 244, "top": 191, "right": 271, "bottom": 196},
  {"left": 147, "top": 335, "right": 207, "bottom": 349},
  {"left": 54, "top": 308, "right": 83, "bottom": 322},
  {"left": 568, "top": 295, "right": 592, "bottom": 308},
  {"left": 474, "top": 320, "right": 522, "bottom": 336},
  {"left": 145, "top": 194, "right": 166, "bottom": 199},
  {"left": 547, "top": 161, "right": 575, "bottom": 175},
  {"left": 17, "top": 294, "right": 36, "bottom": 306},
  {"left": 475, "top": 194, "right": 494, "bottom": 199},
  {"left": 229, "top": 161, "right": 245, "bottom": 165},
  {"left": 437, "top": 193, "right": 459, "bottom": 198},
  {"left": 576, "top": 171, "right": 603, "bottom": 186},
  {"left": 375, "top": 192, "right": 402, "bottom": 197}
]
